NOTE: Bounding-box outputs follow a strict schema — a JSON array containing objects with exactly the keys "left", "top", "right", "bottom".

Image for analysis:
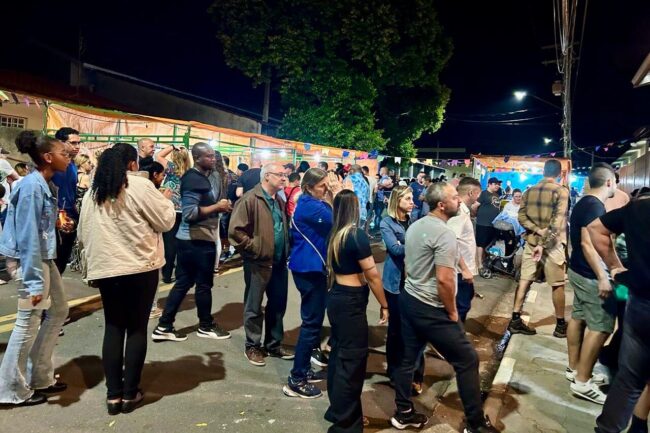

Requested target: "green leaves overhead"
[{"left": 210, "top": 0, "right": 452, "bottom": 156}]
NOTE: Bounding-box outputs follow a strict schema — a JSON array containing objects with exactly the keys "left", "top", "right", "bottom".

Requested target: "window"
[{"left": 0, "top": 115, "right": 26, "bottom": 128}]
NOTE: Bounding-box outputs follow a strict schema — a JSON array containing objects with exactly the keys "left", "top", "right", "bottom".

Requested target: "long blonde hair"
[
  {"left": 386, "top": 185, "right": 413, "bottom": 219},
  {"left": 171, "top": 147, "right": 191, "bottom": 177},
  {"left": 327, "top": 190, "right": 360, "bottom": 286}
]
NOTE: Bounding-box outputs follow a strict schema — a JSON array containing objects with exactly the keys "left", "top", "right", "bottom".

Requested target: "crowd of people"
[{"left": 0, "top": 129, "right": 647, "bottom": 433}]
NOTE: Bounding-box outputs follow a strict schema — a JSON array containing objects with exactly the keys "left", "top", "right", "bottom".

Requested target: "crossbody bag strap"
[{"left": 291, "top": 217, "right": 326, "bottom": 267}]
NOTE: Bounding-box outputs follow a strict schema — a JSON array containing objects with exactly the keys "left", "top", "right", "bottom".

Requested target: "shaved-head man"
[
  {"left": 137, "top": 138, "right": 156, "bottom": 172},
  {"left": 229, "top": 162, "right": 292, "bottom": 366}
]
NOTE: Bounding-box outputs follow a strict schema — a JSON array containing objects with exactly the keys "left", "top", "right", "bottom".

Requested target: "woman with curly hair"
[
  {"left": 0, "top": 131, "right": 71, "bottom": 406},
  {"left": 79, "top": 143, "right": 175, "bottom": 414}
]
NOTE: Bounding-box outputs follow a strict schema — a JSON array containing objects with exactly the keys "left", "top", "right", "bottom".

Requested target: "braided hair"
[{"left": 92, "top": 143, "right": 137, "bottom": 205}]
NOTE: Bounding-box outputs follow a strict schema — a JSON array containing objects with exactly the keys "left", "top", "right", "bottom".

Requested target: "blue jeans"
[
  {"left": 385, "top": 290, "right": 425, "bottom": 382},
  {"left": 0, "top": 260, "right": 68, "bottom": 403},
  {"left": 595, "top": 295, "right": 650, "bottom": 433},
  {"left": 290, "top": 271, "right": 327, "bottom": 381},
  {"left": 159, "top": 239, "right": 216, "bottom": 329},
  {"left": 456, "top": 275, "right": 475, "bottom": 323}
]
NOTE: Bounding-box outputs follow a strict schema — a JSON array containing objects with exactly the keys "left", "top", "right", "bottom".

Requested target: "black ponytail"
[
  {"left": 92, "top": 143, "right": 137, "bottom": 205},
  {"left": 15, "top": 130, "right": 59, "bottom": 167}
]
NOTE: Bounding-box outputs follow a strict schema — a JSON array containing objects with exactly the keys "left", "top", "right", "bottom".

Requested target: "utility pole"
[{"left": 262, "top": 80, "right": 270, "bottom": 134}]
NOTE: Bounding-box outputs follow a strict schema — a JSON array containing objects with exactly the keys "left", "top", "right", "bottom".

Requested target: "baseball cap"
[{"left": 488, "top": 177, "right": 502, "bottom": 185}]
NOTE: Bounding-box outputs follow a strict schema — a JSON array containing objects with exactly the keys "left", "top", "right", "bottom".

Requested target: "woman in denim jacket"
[
  {"left": 380, "top": 186, "right": 426, "bottom": 394},
  {"left": 282, "top": 168, "right": 333, "bottom": 399},
  {"left": 0, "top": 131, "right": 72, "bottom": 406}
]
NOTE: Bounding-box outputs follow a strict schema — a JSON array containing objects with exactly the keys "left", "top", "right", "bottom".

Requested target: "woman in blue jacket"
[
  {"left": 283, "top": 168, "right": 333, "bottom": 399},
  {"left": 380, "top": 185, "right": 425, "bottom": 394},
  {"left": 0, "top": 131, "right": 72, "bottom": 406}
]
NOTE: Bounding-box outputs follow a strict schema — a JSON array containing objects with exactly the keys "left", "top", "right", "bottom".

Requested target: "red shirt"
[{"left": 284, "top": 186, "right": 301, "bottom": 217}]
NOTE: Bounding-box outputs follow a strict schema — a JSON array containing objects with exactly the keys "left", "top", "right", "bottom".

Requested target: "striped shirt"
[{"left": 518, "top": 179, "right": 569, "bottom": 247}]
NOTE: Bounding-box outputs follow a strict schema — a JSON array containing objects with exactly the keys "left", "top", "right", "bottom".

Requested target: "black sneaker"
[
  {"left": 463, "top": 416, "right": 500, "bottom": 432},
  {"left": 197, "top": 325, "right": 231, "bottom": 340},
  {"left": 508, "top": 318, "right": 536, "bottom": 335},
  {"left": 305, "top": 369, "right": 327, "bottom": 383},
  {"left": 282, "top": 377, "right": 322, "bottom": 399},
  {"left": 151, "top": 326, "right": 188, "bottom": 342},
  {"left": 267, "top": 347, "right": 295, "bottom": 360},
  {"left": 390, "top": 409, "right": 429, "bottom": 430},
  {"left": 553, "top": 322, "right": 568, "bottom": 338},
  {"left": 311, "top": 348, "right": 329, "bottom": 367}
]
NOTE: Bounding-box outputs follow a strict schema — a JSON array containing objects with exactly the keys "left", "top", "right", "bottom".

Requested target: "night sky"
[{"left": 5, "top": 0, "right": 650, "bottom": 167}]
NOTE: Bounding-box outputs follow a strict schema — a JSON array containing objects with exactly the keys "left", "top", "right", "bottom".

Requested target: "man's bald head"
[{"left": 137, "top": 138, "right": 155, "bottom": 157}]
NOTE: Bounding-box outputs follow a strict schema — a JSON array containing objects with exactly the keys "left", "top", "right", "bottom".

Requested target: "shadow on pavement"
[
  {"left": 50, "top": 354, "right": 104, "bottom": 407},
  {"left": 139, "top": 352, "right": 225, "bottom": 407}
]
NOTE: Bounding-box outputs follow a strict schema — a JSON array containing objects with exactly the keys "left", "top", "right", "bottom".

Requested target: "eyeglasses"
[{"left": 268, "top": 172, "right": 288, "bottom": 178}]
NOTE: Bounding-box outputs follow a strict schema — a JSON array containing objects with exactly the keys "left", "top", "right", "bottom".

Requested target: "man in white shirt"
[{"left": 447, "top": 177, "right": 482, "bottom": 322}]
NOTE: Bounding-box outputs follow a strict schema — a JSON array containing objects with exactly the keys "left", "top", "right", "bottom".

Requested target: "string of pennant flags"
[{"left": 0, "top": 91, "right": 43, "bottom": 108}]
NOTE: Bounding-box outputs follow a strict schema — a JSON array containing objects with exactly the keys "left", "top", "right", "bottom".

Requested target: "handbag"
[{"left": 291, "top": 217, "right": 327, "bottom": 275}]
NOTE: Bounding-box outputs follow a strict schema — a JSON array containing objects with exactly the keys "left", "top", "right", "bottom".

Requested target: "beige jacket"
[{"left": 78, "top": 174, "right": 175, "bottom": 280}]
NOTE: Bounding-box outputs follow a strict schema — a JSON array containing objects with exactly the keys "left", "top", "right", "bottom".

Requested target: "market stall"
[{"left": 472, "top": 154, "right": 572, "bottom": 190}]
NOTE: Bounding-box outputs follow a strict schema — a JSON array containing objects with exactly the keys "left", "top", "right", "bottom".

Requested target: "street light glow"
[
  {"left": 544, "top": 137, "right": 552, "bottom": 144},
  {"left": 514, "top": 91, "right": 527, "bottom": 101}
]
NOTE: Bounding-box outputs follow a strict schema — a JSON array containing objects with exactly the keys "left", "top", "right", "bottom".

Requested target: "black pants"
[
  {"left": 456, "top": 275, "right": 475, "bottom": 323},
  {"left": 243, "top": 260, "right": 288, "bottom": 350},
  {"left": 385, "top": 290, "right": 425, "bottom": 382},
  {"left": 98, "top": 270, "right": 158, "bottom": 400},
  {"left": 55, "top": 227, "right": 77, "bottom": 275},
  {"left": 290, "top": 271, "right": 328, "bottom": 381},
  {"left": 394, "top": 291, "right": 484, "bottom": 426},
  {"left": 161, "top": 213, "right": 182, "bottom": 282},
  {"left": 325, "top": 283, "right": 369, "bottom": 433},
  {"left": 159, "top": 239, "right": 216, "bottom": 329}
]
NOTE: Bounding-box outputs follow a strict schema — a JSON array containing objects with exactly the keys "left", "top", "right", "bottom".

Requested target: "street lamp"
[
  {"left": 544, "top": 137, "right": 552, "bottom": 145},
  {"left": 513, "top": 90, "right": 561, "bottom": 110}
]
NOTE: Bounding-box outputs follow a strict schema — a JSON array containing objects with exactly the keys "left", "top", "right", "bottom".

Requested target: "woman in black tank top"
[{"left": 323, "top": 190, "right": 388, "bottom": 433}]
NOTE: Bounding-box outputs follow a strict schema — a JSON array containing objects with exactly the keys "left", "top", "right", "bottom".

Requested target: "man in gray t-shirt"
[
  {"left": 390, "top": 182, "right": 498, "bottom": 433},
  {"left": 404, "top": 215, "right": 458, "bottom": 308}
]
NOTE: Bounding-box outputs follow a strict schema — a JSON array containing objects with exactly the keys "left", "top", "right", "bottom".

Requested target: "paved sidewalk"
[{"left": 485, "top": 281, "right": 605, "bottom": 433}]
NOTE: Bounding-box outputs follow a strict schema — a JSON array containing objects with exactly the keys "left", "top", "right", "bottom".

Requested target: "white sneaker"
[
  {"left": 570, "top": 380, "right": 607, "bottom": 405},
  {"left": 565, "top": 367, "right": 609, "bottom": 385}
]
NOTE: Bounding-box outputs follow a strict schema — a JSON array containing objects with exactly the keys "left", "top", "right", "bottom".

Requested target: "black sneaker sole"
[
  {"left": 282, "top": 385, "right": 322, "bottom": 399},
  {"left": 553, "top": 331, "right": 567, "bottom": 338}
]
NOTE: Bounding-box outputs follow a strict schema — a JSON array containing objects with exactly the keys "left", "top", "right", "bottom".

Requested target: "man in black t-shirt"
[
  {"left": 565, "top": 163, "right": 617, "bottom": 405},
  {"left": 474, "top": 177, "right": 502, "bottom": 271},
  {"left": 236, "top": 157, "right": 263, "bottom": 197},
  {"left": 590, "top": 191, "right": 650, "bottom": 433}
]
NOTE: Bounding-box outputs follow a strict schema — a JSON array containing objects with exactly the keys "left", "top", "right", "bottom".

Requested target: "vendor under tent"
[{"left": 471, "top": 154, "right": 572, "bottom": 191}]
